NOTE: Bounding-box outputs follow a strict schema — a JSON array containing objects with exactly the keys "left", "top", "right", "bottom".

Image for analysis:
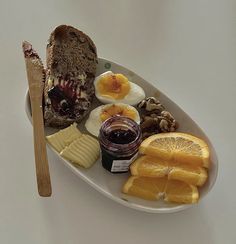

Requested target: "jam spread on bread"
[
  {"left": 48, "top": 78, "right": 89, "bottom": 118},
  {"left": 48, "top": 85, "right": 74, "bottom": 116}
]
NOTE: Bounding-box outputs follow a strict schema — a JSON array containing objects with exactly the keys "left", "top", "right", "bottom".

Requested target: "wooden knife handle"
[{"left": 30, "top": 95, "right": 52, "bottom": 197}]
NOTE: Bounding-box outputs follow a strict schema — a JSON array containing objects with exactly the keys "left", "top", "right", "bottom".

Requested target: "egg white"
[
  {"left": 94, "top": 71, "right": 145, "bottom": 105},
  {"left": 85, "top": 103, "right": 140, "bottom": 137}
]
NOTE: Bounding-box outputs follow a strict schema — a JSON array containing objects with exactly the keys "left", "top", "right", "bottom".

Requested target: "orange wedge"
[
  {"left": 168, "top": 163, "right": 207, "bottom": 186},
  {"left": 139, "top": 133, "right": 210, "bottom": 168},
  {"left": 164, "top": 179, "right": 199, "bottom": 204},
  {"left": 122, "top": 176, "right": 199, "bottom": 204},
  {"left": 122, "top": 176, "right": 167, "bottom": 201},
  {"left": 130, "top": 155, "right": 208, "bottom": 186},
  {"left": 130, "top": 155, "right": 169, "bottom": 177}
]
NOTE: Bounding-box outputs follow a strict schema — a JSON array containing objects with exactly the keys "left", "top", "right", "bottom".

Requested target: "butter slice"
[
  {"left": 46, "top": 123, "right": 82, "bottom": 152},
  {"left": 60, "top": 134, "right": 100, "bottom": 168}
]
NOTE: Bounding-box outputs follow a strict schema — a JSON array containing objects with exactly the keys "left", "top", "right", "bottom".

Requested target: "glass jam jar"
[{"left": 99, "top": 116, "right": 142, "bottom": 173}]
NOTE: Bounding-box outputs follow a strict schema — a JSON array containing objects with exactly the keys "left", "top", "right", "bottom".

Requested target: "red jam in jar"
[{"left": 99, "top": 116, "right": 142, "bottom": 173}]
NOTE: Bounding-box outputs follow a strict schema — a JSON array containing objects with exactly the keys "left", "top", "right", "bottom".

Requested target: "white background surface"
[{"left": 0, "top": 0, "right": 235, "bottom": 243}]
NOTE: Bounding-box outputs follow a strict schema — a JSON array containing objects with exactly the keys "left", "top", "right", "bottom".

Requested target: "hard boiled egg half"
[
  {"left": 85, "top": 103, "right": 140, "bottom": 137},
  {"left": 94, "top": 71, "right": 145, "bottom": 105}
]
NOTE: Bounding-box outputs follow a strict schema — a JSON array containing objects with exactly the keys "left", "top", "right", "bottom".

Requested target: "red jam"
[
  {"left": 105, "top": 129, "right": 136, "bottom": 144},
  {"left": 48, "top": 85, "right": 75, "bottom": 116},
  {"left": 99, "top": 116, "right": 142, "bottom": 173}
]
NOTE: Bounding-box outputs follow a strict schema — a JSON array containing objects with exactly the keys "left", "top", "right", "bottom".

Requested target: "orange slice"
[
  {"left": 164, "top": 179, "right": 199, "bottom": 204},
  {"left": 168, "top": 163, "right": 208, "bottom": 186},
  {"left": 130, "top": 155, "right": 169, "bottom": 177},
  {"left": 122, "top": 176, "right": 199, "bottom": 204},
  {"left": 130, "top": 155, "right": 208, "bottom": 186},
  {"left": 122, "top": 176, "right": 167, "bottom": 201},
  {"left": 139, "top": 133, "right": 210, "bottom": 168}
]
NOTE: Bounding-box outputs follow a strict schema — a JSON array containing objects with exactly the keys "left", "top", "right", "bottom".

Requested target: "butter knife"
[{"left": 22, "top": 41, "right": 52, "bottom": 197}]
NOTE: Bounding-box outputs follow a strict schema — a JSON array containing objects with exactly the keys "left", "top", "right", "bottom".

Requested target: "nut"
[
  {"left": 159, "top": 119, "right": 169, "bottom": 132},
  {"left": 138, "top": 97, "right": 178, "bottom": 138},
  {"left": 161, "top": 110, "right": 174, "bottom": 120},
  {"left": 138, "top": 97, "right": 165, "bottom": 112}
]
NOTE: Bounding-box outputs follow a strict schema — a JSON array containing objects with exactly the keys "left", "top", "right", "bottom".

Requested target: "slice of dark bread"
[{"left": 44, "top": 25, "right": 97, "bottom": 127}]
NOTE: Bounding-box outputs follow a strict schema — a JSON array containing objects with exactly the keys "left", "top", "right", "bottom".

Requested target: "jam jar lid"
[{"left": 99, "top": 116, "right": 142, "bottom": 155}]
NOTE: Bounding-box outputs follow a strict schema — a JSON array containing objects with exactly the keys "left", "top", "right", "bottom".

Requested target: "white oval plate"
[{"left": 25, "top": 58, "right": 218, "bottom": 213}]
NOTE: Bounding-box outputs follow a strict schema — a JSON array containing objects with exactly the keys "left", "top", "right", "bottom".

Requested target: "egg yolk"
[
  {"left": 97, "top": 74, "right": 130, "bottom": 99},
  {"left": 100, "top": 105, "right": 137, "bottom": 122}
]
